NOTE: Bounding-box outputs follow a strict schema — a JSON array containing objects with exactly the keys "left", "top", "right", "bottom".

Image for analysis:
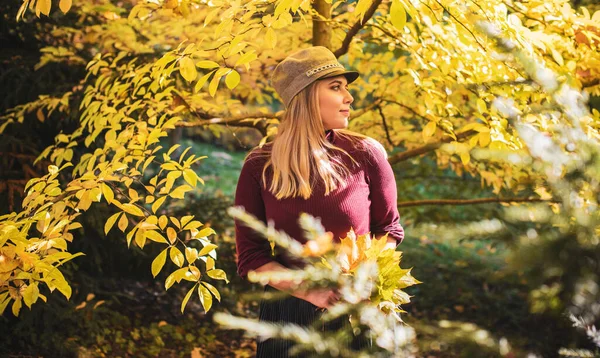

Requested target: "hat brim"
[{"left": 319, "top": 69, "right": 360, "bottom": 84}]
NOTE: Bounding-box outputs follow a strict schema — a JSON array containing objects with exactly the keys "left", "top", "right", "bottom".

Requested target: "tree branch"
[
  {"left": 397, "top": 197, "right": 556, "bottom": 207},
  {"left": 350, "top": 98, "right": 383, "bottom": 119},
  {"left": 388, "top": 129, "right": 477, "bottom": 166},
  {"left": 432, "top": 0, "right": 486, "bottom": 52},
  {"left": 175, "top": 113, "right": 279, "bottom": 136},
  {"left": 466, "top": 79, "right": 535, "bottom": 90},
  {"left": 383, "top": 98, "right": 429, "bottom": 121},
  {"left": 172, "top": 92, "right": 280, "bottom": 136},
  {"left": 333, "top": 0, "right": 384, "bottom": 57},
  {"left": 377, "top": 105, "right": 396, "bottom": 147}
]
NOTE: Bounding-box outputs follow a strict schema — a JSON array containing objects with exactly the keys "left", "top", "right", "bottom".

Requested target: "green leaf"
[
  {"left": 198, "top": 284, "right": 213, "bottom": 312},
  {"left": 179, "top": 57, "right": 198, "bottom": 82},
  {"left": 151, "top": 248, "right": 168, "bottom": 277},
  {"left": 181, "top": 284, "right": 197, "bottom": 313},
  {"left": 206, "top": 269, "right": 229, "bottom": 283},
  {"left": 225, "top": 70, "right": 241, "bottom": 90},
  {"left": 170, "top": 246, "right": 185, "bottom": 267},
  {"left": 104, "top": 212, "right": 121, "bottom": 235}
]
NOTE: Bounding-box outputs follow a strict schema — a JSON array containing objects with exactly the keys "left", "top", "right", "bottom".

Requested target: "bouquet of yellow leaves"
[{"left": 310, "top": 228, "right": 420, "bottom": 318}]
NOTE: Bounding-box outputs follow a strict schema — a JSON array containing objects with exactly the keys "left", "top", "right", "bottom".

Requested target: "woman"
[{"left": 234, "top": 46, "right": 404, "bottom": 357}]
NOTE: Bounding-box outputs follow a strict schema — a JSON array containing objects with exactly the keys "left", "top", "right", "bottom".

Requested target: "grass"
[{"left": 183, "top": 139, "right": 247, "bottom": 196}]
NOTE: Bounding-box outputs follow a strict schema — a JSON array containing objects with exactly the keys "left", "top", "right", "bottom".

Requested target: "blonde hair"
[{"left": 259, "top": 81, "right": 372, "bottom": 200}]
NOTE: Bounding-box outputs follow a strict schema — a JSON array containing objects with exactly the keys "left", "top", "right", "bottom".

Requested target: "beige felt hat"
[{"left": 271, "top": 46, "right": 359, "bottom": 107}]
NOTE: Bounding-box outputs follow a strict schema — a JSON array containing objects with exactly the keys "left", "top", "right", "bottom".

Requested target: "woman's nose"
[{"left": 345, "top": 91, "right": 354, "bottom": 104}]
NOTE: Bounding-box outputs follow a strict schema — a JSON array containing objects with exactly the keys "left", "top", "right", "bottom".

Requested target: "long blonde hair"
[{"left": 261, "top": 81, "right": 369, "bottom": 200}]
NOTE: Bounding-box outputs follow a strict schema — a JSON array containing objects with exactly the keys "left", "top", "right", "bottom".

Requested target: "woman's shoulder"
[
  {"left": 334, "top": 130, "right": 387, "bottom": 161},
  {"left": 243, "top": 144, "right": 272, "bottom": 167}
]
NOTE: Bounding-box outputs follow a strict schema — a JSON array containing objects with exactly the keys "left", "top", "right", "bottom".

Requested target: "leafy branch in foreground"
[
  {"left": 215, "top": 207, "right": 419, "bottom": 357},
  {"left": 0, "top": 48, "right": 230, "bottom": 317}
]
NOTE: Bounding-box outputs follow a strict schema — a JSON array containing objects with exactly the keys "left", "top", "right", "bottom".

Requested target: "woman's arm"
[
  {"left": 365, "top": 139, "right": 405, "bottom": 244},
  {"left": 253, "top": 261, "right": 339, "bottom": 309},
  {"left": 234, "top": 156, "right": 276, "bottom": 278}
]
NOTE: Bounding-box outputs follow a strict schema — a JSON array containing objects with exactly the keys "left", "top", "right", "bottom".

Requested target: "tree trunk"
[{"left": 312, "top": 0, "right": 332, "bottom": 49}]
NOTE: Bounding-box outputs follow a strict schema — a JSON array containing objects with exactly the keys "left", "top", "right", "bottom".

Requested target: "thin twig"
[
  {"left": 397, "top": 197, "right": 557, "bottom": 207},
  {"left": 388, "top": 129, "right": 477, "bottom": 166},
  {"left": 377, "top": 105, "right": 397, "bottom": 147}
]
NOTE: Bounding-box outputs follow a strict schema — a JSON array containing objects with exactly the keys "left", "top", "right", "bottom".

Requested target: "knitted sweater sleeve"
[
  {"left": 364, "top": 139, "right": 405, "bottom": 244},
  {"left": 234, "top": 154, "right": 275, "bottom": 278}
]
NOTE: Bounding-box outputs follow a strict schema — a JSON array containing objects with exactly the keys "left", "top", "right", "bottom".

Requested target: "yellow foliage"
[{"left": 5, "top": 0, "right": 600, "bottom": 317}]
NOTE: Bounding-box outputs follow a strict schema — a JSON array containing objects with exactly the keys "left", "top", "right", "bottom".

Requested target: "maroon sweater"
[{"left": 234, "top": 130, "right": 404, "bottom": 278}]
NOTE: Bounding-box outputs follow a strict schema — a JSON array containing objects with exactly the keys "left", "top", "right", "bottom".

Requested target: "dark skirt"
[{"left": 256, "top": 286, "right": 371, "bottom": 357}]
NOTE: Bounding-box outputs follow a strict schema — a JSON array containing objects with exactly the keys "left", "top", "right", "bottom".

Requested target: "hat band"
[{"left": 306, "top": 61, "right": 345, "bottom": 77}]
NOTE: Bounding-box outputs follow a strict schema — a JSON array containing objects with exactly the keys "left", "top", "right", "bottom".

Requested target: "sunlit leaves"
[
  {"left": 196, "top": 60, "right": 219, "bottom": 69},
  {"left": 181, "top": 284, "right": 196, "bottom": 313},
  {"left": 390, "top": 0, "right": 407, "bottom": 31},
  {"left": 59, "top": 0, "right": 72, "bottom": 13},
  {"left": 225, "top": 70, "right": 241, "bottom": 90},
  {"left": 152, "top": 248, "right": 168, "bottom": 277},
  {"left": 104, "top": 212, "right": 121, "bottom": 235},
  {"left": 198, "top": 243, "right": 217, "bottom": 257},
  {"left": 264, "top": 28, "right": 277, "bottom": 49},
  {"left": 170, "top": 246, "right": 185, "bottom": 267},
  {"left": 198, "top": 283, "right": 213, "bottom": 312},
  {"left": 8, "top": 0, "right": 599, "bottom": 321},
  {"left": 206, "top": 269, "right": 229, "bottom": 283},
  {"left": 37, "top": 0, "right": 51, "bottom": 16},
  {"left": 144, "top": 230, "right": 166, "bottom": 244},
  {"left": 0, "top": 40, "right": 221, "bottom": 315},
  {"left": 234, "top": 51, "right": 257, "bottom": 70},
  {"left": 179, "top": 57, "right": 197, "bottom": 82},
  {"left": 337, "top": 229, "right": 420, "bottom": 311}
]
